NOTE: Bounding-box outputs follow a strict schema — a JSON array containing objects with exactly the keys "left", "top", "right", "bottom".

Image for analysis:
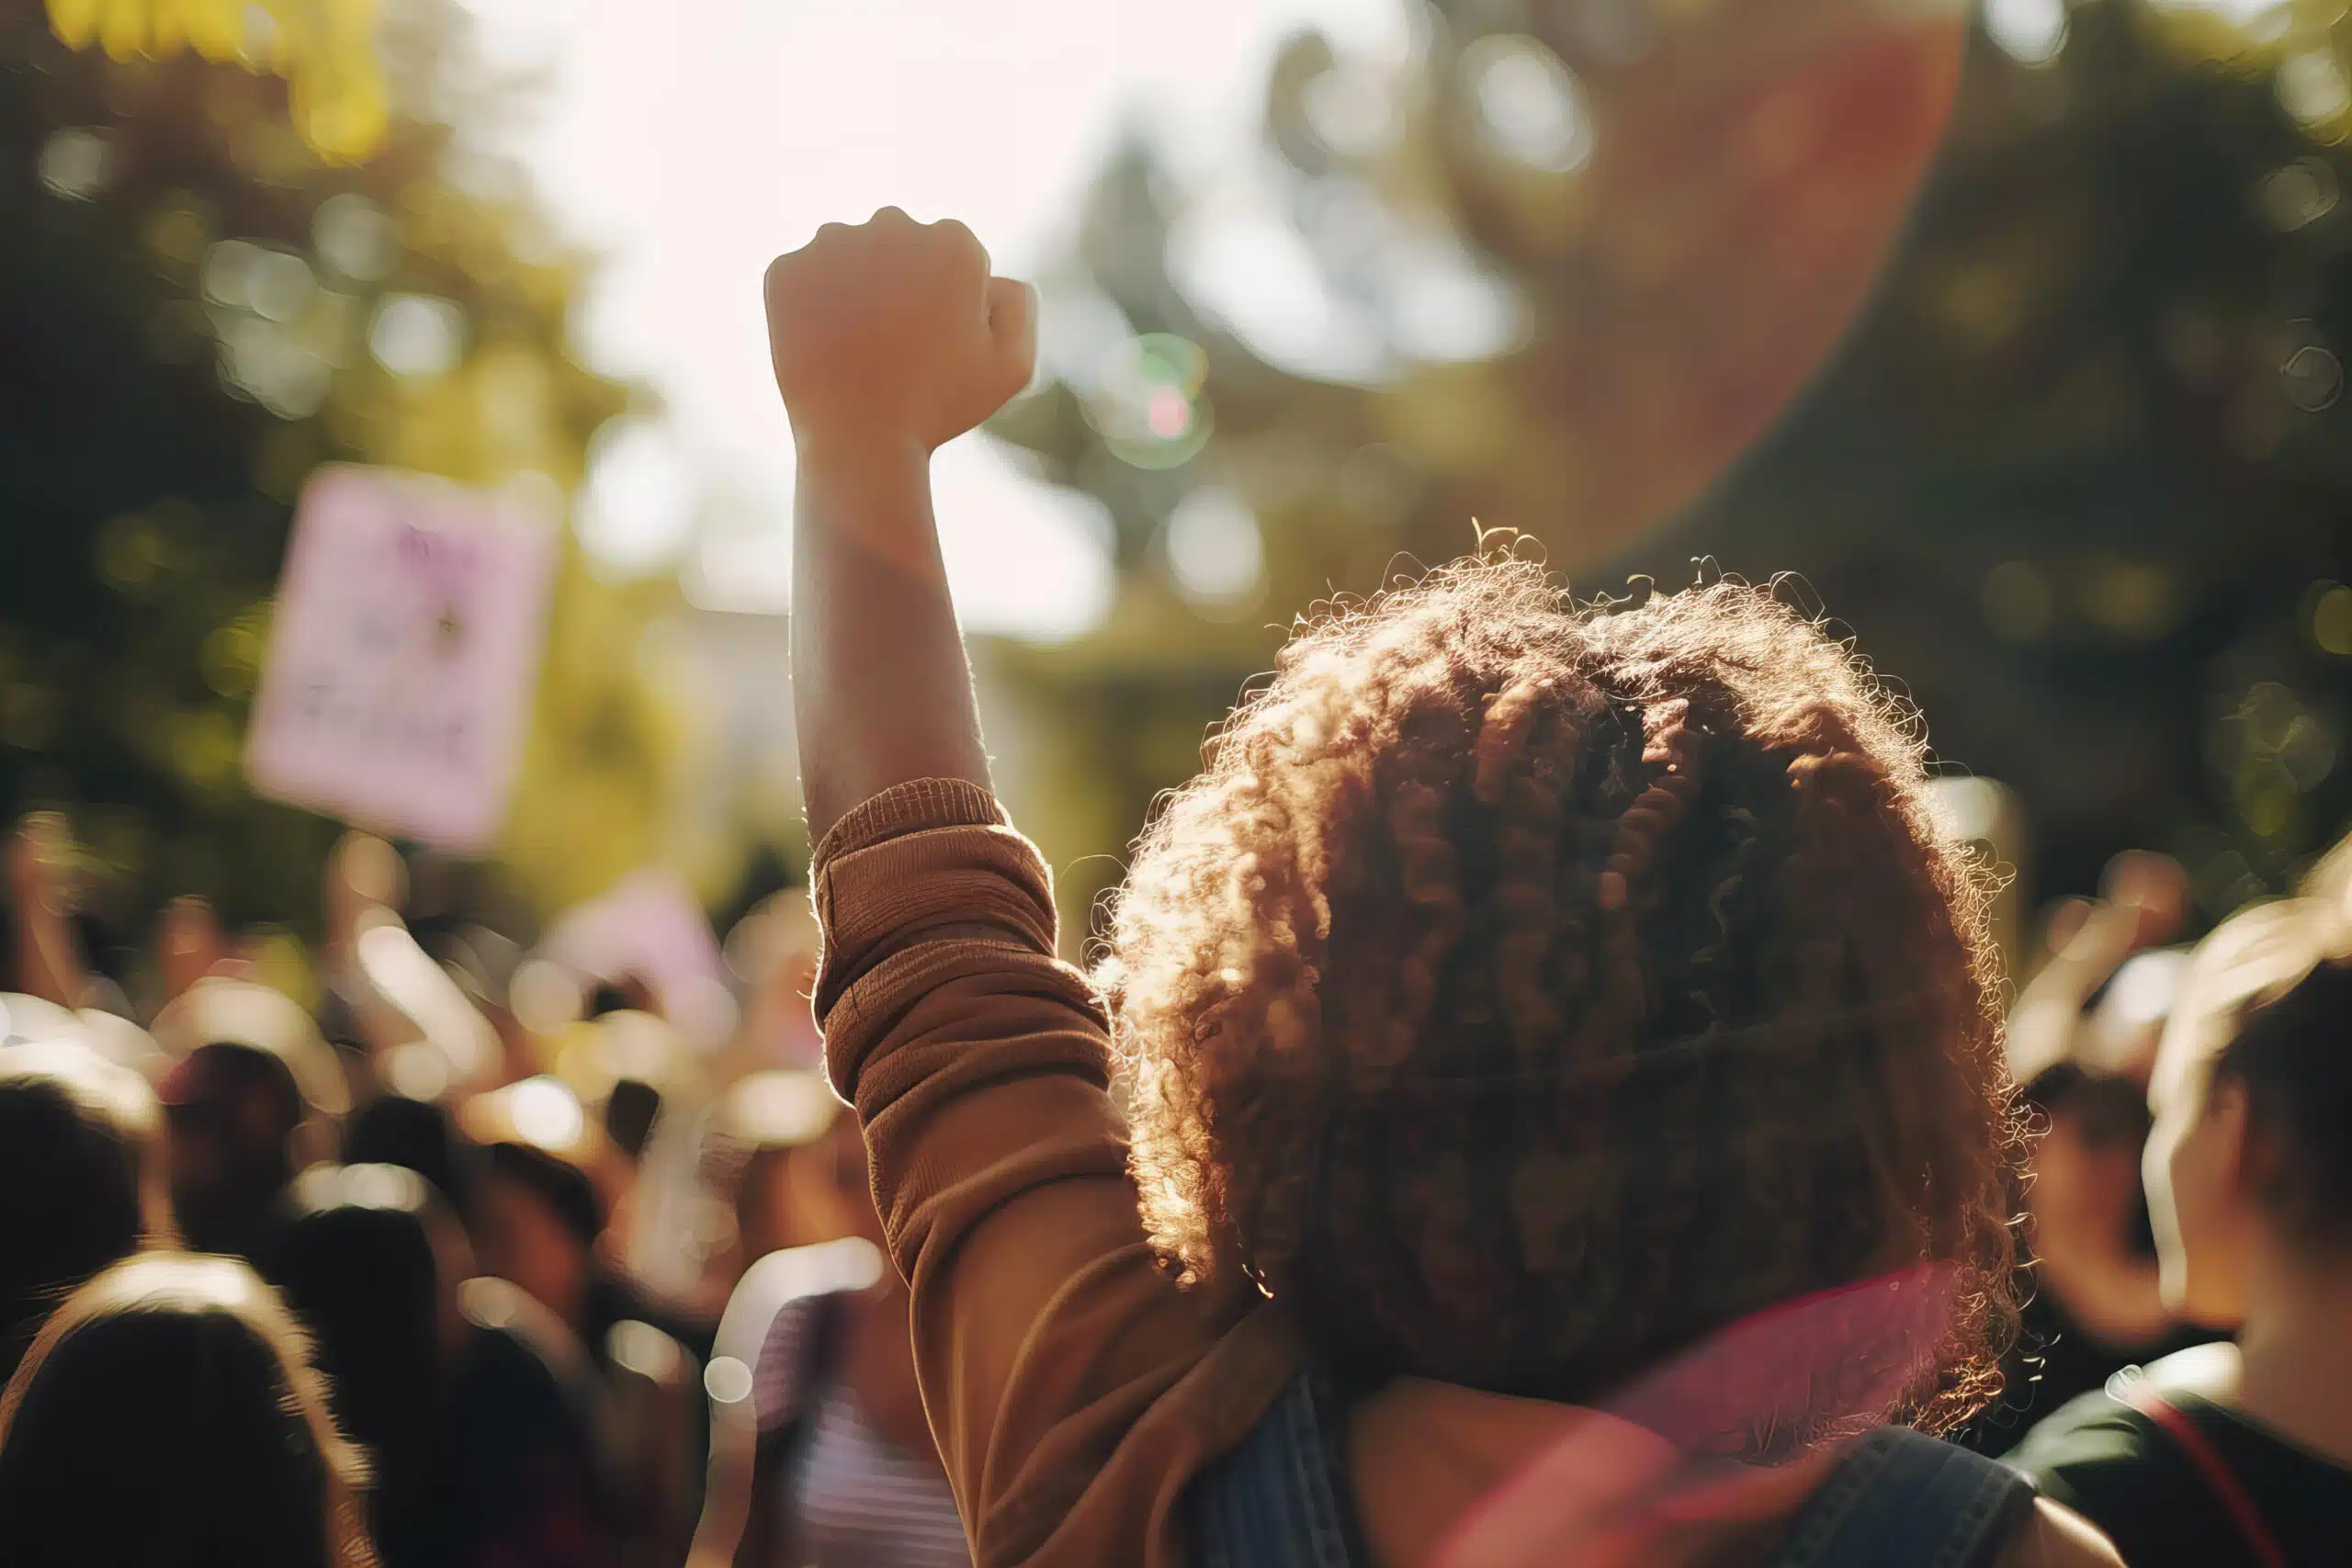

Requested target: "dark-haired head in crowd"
[
  {"left": 463, "top": 1086, "right": 713, "bottom": 1561},
  {"left": 345, "top": 1092, "right": 484, "bottom": 1225},
  {"left": 2011, "top": 876, "right": 2352, "bottom": 1568},
  {"left": 477, "top": 1137, "right": 605, "bottom": 1341},
  {"left": 268, "top": 1164, "right": 616, "bottom": 1568},
  {"left": 473, "top": 1127, "right": 714, "bottom": 1370},
  {"left": 0, "top": 1041, "right": 172, "bottom": 1382},
  {"left": 161, "top": 1041, "right": 311, "bottom": 1262},
  {"left": 0, "top": 1252, "right": 375, "bottom": 1568}
]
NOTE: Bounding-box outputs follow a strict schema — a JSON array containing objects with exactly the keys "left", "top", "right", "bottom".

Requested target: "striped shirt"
[{"left": 759, "top": 1292, "right": 971, "bottom": 1568}]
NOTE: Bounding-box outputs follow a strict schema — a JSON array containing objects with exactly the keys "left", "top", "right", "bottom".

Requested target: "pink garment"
[{"left": 1440, "top": 1264, "right": 1962, "bottom": 1568}]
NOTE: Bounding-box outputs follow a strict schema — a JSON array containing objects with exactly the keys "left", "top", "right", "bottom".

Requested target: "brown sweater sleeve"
[{"left": 810, "top": 781, "right": 1300, "bottom": 1568}]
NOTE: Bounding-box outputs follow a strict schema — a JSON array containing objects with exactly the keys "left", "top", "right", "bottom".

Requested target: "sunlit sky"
[{"left": 463, "top": 0, "right": 1408, "bottom": 637}]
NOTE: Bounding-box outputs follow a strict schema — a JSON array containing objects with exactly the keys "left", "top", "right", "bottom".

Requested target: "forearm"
[{"left": 791, "top": 435, "right": 991, "bottom": 843}]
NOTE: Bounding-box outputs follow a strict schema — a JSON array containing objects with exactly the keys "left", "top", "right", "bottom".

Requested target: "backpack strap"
[
  {"left": 1762, "top": 1427, "right": 2037, "bottom": 1568},
  {"left": 2115, "top": 1382, "right": 2290, "bottom": 1568}
]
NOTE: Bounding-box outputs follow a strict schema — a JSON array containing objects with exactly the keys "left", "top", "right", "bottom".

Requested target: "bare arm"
[
  {"left": 1997, "top": 1497, "right": 2127, "bottom": 1568},
  {"left": 762, "top": 216, "right": 1276, "bottom": 1568},
  {"left": 764, "top": 208, "right": 1032, "bottom": 843},
  {"left": 789, "top": 438, "right": 989, "bottom": 840}
]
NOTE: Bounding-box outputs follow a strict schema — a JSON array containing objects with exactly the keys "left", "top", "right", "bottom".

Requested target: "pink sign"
[
  {"left": 542, "top": 870, "right": 734, "bottom": 1048},
  {"left": 245, "top": 466, "right": 557, "bottom": 852}
]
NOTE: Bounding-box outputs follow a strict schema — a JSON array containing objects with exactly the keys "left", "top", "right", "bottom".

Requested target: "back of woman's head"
[
  {"left": 1102, "top": 560, "right": 2015, "bottom": 1427},
  {"left": 266, "top": 1166, "right": 458, "bottom": 1467},
  {"left": 2169, "top": 888, "right": 2352, "bottom": 1253},
  {"left": 0, "top": 1253, "right": 374, "bottom": 1568},
  {"left": 0, "top": 1043, "right": 171, "bottom": 1382},
  {"left": 2220, "top": 957, "right": 2352, "bottom": 1247}
]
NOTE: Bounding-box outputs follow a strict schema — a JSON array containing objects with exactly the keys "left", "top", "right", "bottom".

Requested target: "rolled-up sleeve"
[{"left": 809, "top": 781, "right": 1295, "bottom": 1568}]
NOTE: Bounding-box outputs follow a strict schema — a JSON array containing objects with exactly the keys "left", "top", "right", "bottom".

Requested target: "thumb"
[{"left": 985, "top": 277, "right": 1038, "bottom": 400}]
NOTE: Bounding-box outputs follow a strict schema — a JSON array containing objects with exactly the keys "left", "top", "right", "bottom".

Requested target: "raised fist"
[{"left": 763, "top": 208, "right": 1036, "bottom": 454}]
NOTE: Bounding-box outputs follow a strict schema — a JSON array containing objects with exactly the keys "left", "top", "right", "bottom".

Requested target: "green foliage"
[
  {"left": 0, "top": 0, "right": 674, "bottom": 968},
  {"left": 47, "top": 0, "right": 389, "bottom": 161}
]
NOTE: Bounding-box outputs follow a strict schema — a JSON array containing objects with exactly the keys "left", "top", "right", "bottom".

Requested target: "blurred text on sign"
[{"left": 245, "top": 466, "right": 558, "bottom": 852}]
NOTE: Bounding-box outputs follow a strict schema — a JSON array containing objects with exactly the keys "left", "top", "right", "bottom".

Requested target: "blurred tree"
[
  {"left": 989, "top": 0, "right": 2352, "bottom": 942},
  {"left": 0, "top": 0, "right": 679, "bottom": 985},
  {"left": 45, "top": 0, "right": 389, "bottom": 161}
]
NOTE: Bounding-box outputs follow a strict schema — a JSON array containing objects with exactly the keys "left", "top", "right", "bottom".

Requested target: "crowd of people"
[{"left": 0, "top": 211, "right": 2346, "bottom": 1568}]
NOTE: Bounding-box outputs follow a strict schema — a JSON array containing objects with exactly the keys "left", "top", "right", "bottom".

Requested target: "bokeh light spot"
[
  {"left": 705, "top": 1356, "right": 754, "bottom": 1405},
  {"left": 368, "top": 294, "right": 466, "bottom": 378},
  {"left": 2280, "top": 343, "right": 2344, "bottom": 412},
  {"left": 510, "top": 958, "right": 585, "bottom": 1037},
  {"left": 1163, "top": 487, "right": 1267, "bottom": 615},
  {"left": 1985, "top": 0, "right": 2068, "bottom": 68},
  {"left": 96, "top": 512, "right": 169, "bottom": 592},
  {"left": 38, "top": 128, "right": 111, "bottom": 201},
  {"left": 577, "top": 420, "right": 700, "bottom": 579},
  {"left": 1982, "top": 560, "right": 2053, "bottom": 642},
  {"left": 313, "top": 192, "right": 401, "bottom": 282},
  {"left": 383, "top": 1043, "right": 452, "bottom": 1103},
  {"left": 507, "top": 1076, "right": 587, "bottom": 1151},
  {"left": 2309, "top": 581, "right": 2352, "bottom": 656},
  {"left": 199, "top": 619, "right": 266, "bottom": 699},
  {"left": 1462, "top": 35, "right": 1594, "bottom": 175},
  {"left": 244, "top": 247, "right": 318, "bottom": 323},
  {"left": 2260, "top": 158, "right": 2339, "bottom": 230},
  {"left": 1303, "top": 64, "right": 1395, "bottom": 158},
  {"left": 609, "top": 1320, "right": 683, "bottom": 1382},
  {"left": 2277, "top": 50, "right": 2352, "bottom": 130},
  {"left": 1086, "top": 333, "right": 1216, "bottom": 468},
  {"left": 2082, "top": 558, "right": 2182, "bottom": 640}
]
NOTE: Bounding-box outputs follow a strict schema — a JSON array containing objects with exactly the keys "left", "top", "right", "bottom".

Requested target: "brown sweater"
[{"left": 811, "top": 779, "right": 1295, "bottom": 1568}]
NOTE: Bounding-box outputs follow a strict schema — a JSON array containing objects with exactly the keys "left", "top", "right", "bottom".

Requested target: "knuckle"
[{"left": 762, "top": 252, "right": 797, "bottom": 300}]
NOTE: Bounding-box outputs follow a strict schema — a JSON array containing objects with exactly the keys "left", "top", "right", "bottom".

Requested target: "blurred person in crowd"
[
  {"left": 0, "top": 1252, "right": 376, "bottom": 1568},
  {"left": 465, "top": 1076, "right": 714, "bottom": 1358},
  {"left": 562, "top": 1003, "right": 688, "bottom": 1168},
  {"left": 756, "top": 213, "right": 2119, "bottom": 1568},
  {"left": 158, "top": 894, "right": 235, "bottom": 1001},
  {"left": 6, "top": 816, "right": 98, "bottom": 1010},
  {"left": 717, "top": 1069, "right": 865, "bottom": 1269},
  {"left": 721, "top": 894, "right": 825, "bottom": 1077},
  {"left": 466, "top": 1077, "right": 714, "bottom": 1555},
  {"left": 1974, "top": 852, "right": 2218, "bottom": 1441},
  {"left": 345, "top": 1090, "right": 488, "bottom": 1224},
  {"left": 0, "top": 1039, "right": 174, "bottom": 1382},
  {"left": 2008, "top": 868, "right": 2352, "bottom": 1566},
  {"left": 691, "top": 1085, "right": 967, "bottom": 1568},
  {"left": 466, "top": 1078, "right": 629, "bottom": 1348},
  {"left": 316, "top": 832, "right": 413, "bottom": 1053},
  {"left": 268, "top": 1164, "right": 619, "bottom": 1568},
  {"left": 152, "top": 976, "right": 348, "bottom": 1262}
]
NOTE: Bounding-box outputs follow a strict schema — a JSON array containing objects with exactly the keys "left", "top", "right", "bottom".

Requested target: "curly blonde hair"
[{"left": 1098, "top": 558, "right": 2019, "bottom": 1431}]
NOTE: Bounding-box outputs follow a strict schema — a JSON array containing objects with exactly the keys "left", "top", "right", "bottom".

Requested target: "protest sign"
[{"left": 245, "top": 466, "right": 557, "bottom": 852}]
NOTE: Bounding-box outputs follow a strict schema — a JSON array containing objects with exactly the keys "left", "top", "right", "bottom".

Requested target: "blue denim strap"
[
  {"left": 1763, "top": 1427, "right": 2038, "bottom": 1568},
  {"left": 1186, "top": 1368, "right": 1368, "bottom": 1568}
]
